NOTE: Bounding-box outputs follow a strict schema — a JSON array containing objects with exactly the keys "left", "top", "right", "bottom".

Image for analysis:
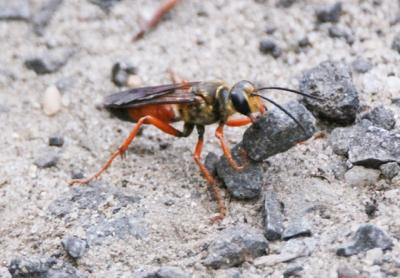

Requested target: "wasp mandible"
[{"left": 70, "top": 80, "right": 318, "bottom": 221}]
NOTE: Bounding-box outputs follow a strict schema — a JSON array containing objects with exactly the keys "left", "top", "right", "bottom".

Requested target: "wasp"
[{"left": 70, "top": 80, "right": 318, "bottom": 221}]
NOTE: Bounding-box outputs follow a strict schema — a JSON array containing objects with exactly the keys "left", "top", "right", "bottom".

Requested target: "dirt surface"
[{"left": 1, "top": 0, "right": 400, "bottom": 277}]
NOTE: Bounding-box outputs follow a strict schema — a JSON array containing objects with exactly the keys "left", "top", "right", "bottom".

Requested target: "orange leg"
[
  {"left": 69, "top": 116, "right": 193, "bottom": 185},
  {"left": 133, "top": 0, "right": 181, "bottom": 41},
  {"left": 215, "top": 123, "right": 245, "bottom": 171},
  {"left": 225, "top": 117, "right": 252, "bottom": 127},
  {"left": 193, "top": 126, "right": 226, "bottom": 222}
]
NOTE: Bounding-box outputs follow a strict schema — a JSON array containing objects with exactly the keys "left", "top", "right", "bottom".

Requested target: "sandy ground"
[{"left": 1, "top": 0, "right": 400, "bottom": 277}]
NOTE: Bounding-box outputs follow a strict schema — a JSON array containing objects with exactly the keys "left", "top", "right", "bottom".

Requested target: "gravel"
[
  {"left": 34, "top": 150, "right": 59, "bottom": 168},
  {"left": 344, "top": 166, "right": 380, "bottom": 187},
  {"left": 0, "top": 0, "right": 30, "bottom": 21},
  {"left": 24, "top": 48, "right": 74, "bottom": 75},
  {"left": 62, "top": 236, "right": 88, "bottom": 259},
  {"left": 259, "top": 38, "right": 282, "bottom": 58},
  {"left": 111, "top": 61, "right": 138, "bottom": 87},
  {"left": 242, "top": 101, "right": 316, "bottom": 161},
  {"left": 328, "top": 25, "right": 355, "bottom": 45},
  {"left": 315, "top": 2, "right": 342, "bottom": 23},
  {"left": 281, "top": 218, "right": 312, "bottom": 240},
  {"left": 336, "top": 224, "right": 393, "bottom": 257},
  {"left": 360, "top": 106, "right": 396, "bottom": 130},
  {"left": 204, "top": 224, "right": 268, "bottom": 269},
  {"left": 48, "top": 135, "right": 64, "bottom": 147},
  {"left": 300, "top": 60, "right": 360, "bottom": 124},
  {"left": 352, "top": 57, "right": 373, "bottom": 74},
  {"left": 379, "top": 162, "right": 400, "bottom": 179},
  {"left": 32, "top": 0, "right": 63, "bottom": 36},
  {"left": 263, "top": 191, "right": 284, "bottom": 241}
]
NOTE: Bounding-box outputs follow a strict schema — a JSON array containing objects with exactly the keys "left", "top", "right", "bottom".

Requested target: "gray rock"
[
  {"left": 259, "top": 38, "right": 282, "bottom": 58},
  {"left": 282, "top": 219, "right": 311, "bottom": 240},
  {"left": 277, "top": 0, "right": 297, "bottom": 8},
  {"left": 263, "top": 192, "right": 284, "bottom": 241},
  {"left": 344, "top": 166, "right": 380, "bottom": 187},
  {"left": 329, "top": 25, "right": 355, "bottom": 45},
  {"left": 89, "top": 0, "right": 122, "bottom": 12},
  {"left": 352, "top": 57, "right": 373, "bottom": 74},
  {"left": 0, "top": 268, "right": 11, "bottom": 278},
  {"left": 156, "top": 266, "right": 190, "bottom": 278},
  {"left": 300, "top": 60, "right": 359, "bottom": 124},
  {"left": 111, "top": 61, "right": 138, "bottom": 87},
  {"left": 204, "top": 224, "right": 268, "bottom": 269},
  {"left": 32, "top": 0, "right": 63, "bottom": 36},
  {"left": 62, "top": 236, "right": 88, "bottom": 259},
  {"left": 214, "top": 268, "right": 242, "bottom": 278},
  {"left": 86, "top": 215, "right": 147, "bottom": 245},
  {"left": 360, "top": 106, "right": 396, "bottom": 130},
  {"left": 205, "top": 152, "right": 219, "bottom": 176},
  {"left": 49, "top": 135, "right": 64, "bottom": 147},
  {"left": 216, "top": 144, "right": 263, "bottom": 199},
  {"left": 316, "top": 2, "right": 342, "bottom": 23},
  {"left": 392, "top": 32, "right": 400, "bottom": 54},
  {"left": 380, "top": 162, "right": 400, "bottom": 179},
  {"left": 336, "top": 224, "right": 393, "bottom": 257},
  {"left": 8, "top": 257, "right": 82, "bottom": 278},
  {"left": 283, "top": 265, "right": 303, "bottom": 278},
  {"left": 25, "top": 48, "right": 74, "bottom": 74},
  {"left": 242, "top": 101, "right": 316, "bottom": 161},
  {"left": 34, "top": 151, "right": 59, "bottom": 168},
  {"left": 0, "top": 0, "right": 30, "bottom": 21},
  {"left": 337, "top": 265, "right": 361, "bottom": 278}
]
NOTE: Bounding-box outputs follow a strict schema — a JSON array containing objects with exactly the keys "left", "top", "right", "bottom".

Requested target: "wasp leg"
[
  {"left": 215, "top": 123, "right": 245, "bottom": 171},
  {"left": 225, "top": 117, "right": 252, "bottom": 127},
  {"left": 193, "top": 125, "right": 226, "bottom": 222},
  {"left": 132, "top": 0, "right": 181, "bottom": 41},
  {"left": 69, "top": 118, "right": 193, "bottom": 185}
]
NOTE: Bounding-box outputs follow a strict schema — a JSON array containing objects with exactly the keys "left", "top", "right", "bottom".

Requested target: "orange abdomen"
[{"left": 128, "top": 104, "right": 180, "bottom": 123}]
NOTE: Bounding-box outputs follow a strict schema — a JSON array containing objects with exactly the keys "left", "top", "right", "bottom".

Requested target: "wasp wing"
[{"left": 103, "top": 82, "right": 200, "bottom": 108}]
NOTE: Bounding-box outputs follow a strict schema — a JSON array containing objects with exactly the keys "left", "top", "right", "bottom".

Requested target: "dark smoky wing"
[
  {"left": 103, "top": 82, "right": 199, "bottom": 108},
  {"left": 121, "top": 91, "right": 198, "bottom": 108}
]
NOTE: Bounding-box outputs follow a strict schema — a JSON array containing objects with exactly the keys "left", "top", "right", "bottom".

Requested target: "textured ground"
[{"left": 1, "top": 0, "right": 400, "bottom": 277}]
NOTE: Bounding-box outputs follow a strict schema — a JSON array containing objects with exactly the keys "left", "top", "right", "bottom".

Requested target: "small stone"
[
  {"left": 337, "top": 265, "right": 361, "bottom": 278},
  {"left": 34, "top": 151, "right": 59, "bottom": 168},
  {"left": 204, "top": 224, "right": 268, "bottom": 269},
  {"left": 300, "top": 60, "right": 359, "bottom": 124},
  {"left": 156, "top": 266, "right": 190, "bottom": 278},
  {"left": 205, "top": 152, "right": 219, "bottom": 176},
  {"left": 380, "top": 162, "right": 400, "bottom": 179},
  {"left": 277, "top": 0, "right": 297, "bottom": 8},
  {"left": 0, "top": 0, "right": 30, "bottom": 20},
  {"left": 263, "top": 192, "right": 284, "bottom": 241},
  {"left": 282, "top": 219, "right": 311, "bottom": 240},
  {"left": 328, "top": 25, "right": 355, "bottom": 45},
  {"left": 360, "top": 106, "right": 396, "bottom": 130},
  {"left": 71, "top": 169, "right": 84, "bottom": 180},
  {"left": 365, "top": 199, "right": 378, "bottom": 218},
  {"left": 242, "top": 101, "right": 316, "bottom": 161},
  {"left": 89, "top": 0, "right": 122, "bottom": 12},
  {"left": 336, "top": 224, "right": 393, "bottom": 257},
  {"left": 216, "top": 144, "right": 263, "bottom": 199},
  {"left": 126, "top": 74, "right": 142, "bottom": 88},
  {"left": 49, "top": 135, "right": 64, "bottom": 147},
  {"left": 344, "top": 166, "right": 380, "bottom": 187},
  {"left": 25, "top": 49, "right": 74, "bottom": 75},
  {"left": 352, "top": 57, "right": 373, "bottom": 74},
  {"left": 62, "top": 236, "right": 88, "bottom": 259},
  {"left": 392, "top": 32, "right": 400, "bottom": 54},
  {"left": 316, "top": 2, "right": 342, "bottom": 23},
  {"left": 283, "top": 265, "right": 303, "bottom": 278},
  {"left": 259, "top": 38, "right": 282, "bottom": 58},
  {"left": 365, "top": 248, "right": 383, "bottom": 266},
  {"left": 298, "top": 37, "right": 311, "bottom": 48},
  {"left": 32, "top": 0, "right": 63, "bottom": 36},
  {"left": 111, "top": 61, "right": 138, "bottom": 87},
  {"left": 214, "top": 268, "right": 242, "bottom": 278},
  {"left": 42, "top": 85, "right": 62, "bottom": 116}
]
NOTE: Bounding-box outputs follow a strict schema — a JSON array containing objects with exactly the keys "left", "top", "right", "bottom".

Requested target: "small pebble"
[
  {"left": 89, "top": 0, "right": 121, "bottom": 12},
  {"left": 111, "top": 61, "right": 138, "bottom": 87},
  {"left": 156, "top": 266, "right": 190, "bottom": 278},
  {"left": 61, "top": 236, "right": 88, "bottom": 259},
  {"left": 283, "top": 265, "right": 303, "bottom": 278},
  {"left": 282, "top": 219, "right": 312, "bottom": 240},
  {"left": 263, "top": 191, "right": 284, "bottom": 241},
  {"left": 316, "top": 2, "right": 342, "bottom": 23},
  {"left": 360, "top": 106, "right": 396, "bottom": 130},
  {"left": 34, "top": 151, "right": 59, "bottom": 168},
  {"left": 328, "top": 25, "right": 355, "bottom": 45},
  {"left": 25, "top": 49, "right": 74, "bottom": 75},
  {"left": 259, "top": 38, "right": 282, "bottom": 58},
  {"left": 48, "top": 135, "right": 64, "bottom": 147},
  {"left": 392, "top": 32, "right": 400, "bottom": 54},
  {"left": 42, "top": 85, "right": 61, "bottom": 116},
  {"left": 380, "top": 162, "right": 400, "bottom": 179},
  {"left": 352, "top": 57, "right": 373, "bottom": 73},
  {"left": 126, "top": 74, "right": 142, "bottom": 88}
]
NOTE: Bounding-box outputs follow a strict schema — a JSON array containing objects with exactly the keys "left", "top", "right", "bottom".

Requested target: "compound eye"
[{"left": 231, "top": 89, "right": 251, "bottom": 116}]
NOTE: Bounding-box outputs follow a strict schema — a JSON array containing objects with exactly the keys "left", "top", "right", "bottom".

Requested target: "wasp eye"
[{"left": 231, "top": 89, "right": 251, "bottom": 116}]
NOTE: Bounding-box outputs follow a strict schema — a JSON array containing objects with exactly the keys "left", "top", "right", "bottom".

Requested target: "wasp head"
[{"left": 230, "top": 80, "right": 265, "bottom": 122}]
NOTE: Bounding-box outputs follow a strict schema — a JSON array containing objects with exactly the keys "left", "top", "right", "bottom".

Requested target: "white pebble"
[{"left": 42, "top": 85, "right": 61, "bottom": 116}]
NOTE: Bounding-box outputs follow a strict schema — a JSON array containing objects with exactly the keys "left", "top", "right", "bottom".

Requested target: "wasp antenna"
[
  {"left": 252, "top": 93, "right": 307, "bottom": 134},
  {"left": 256, "top": 86, "right": 322, "bottom": 100}
]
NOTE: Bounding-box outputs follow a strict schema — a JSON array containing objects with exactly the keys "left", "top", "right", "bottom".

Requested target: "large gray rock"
[
  {"left": 329, "top": 120, "right": 400, "bottom": 168},
  {"left": 204, "top": 224, "right": 268, "bottom": 269},
  {"left": 300, "top": 60, "right": 359, "bottom": 124},
  {"left": 216, "top": 144, "right": 263, "bottom": 199},
  {"left": 336, "top": 224, "right": 393, "bottom": 257},
  {"left": 242, "top": 101, "right": 316, "bottom": 161}
]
